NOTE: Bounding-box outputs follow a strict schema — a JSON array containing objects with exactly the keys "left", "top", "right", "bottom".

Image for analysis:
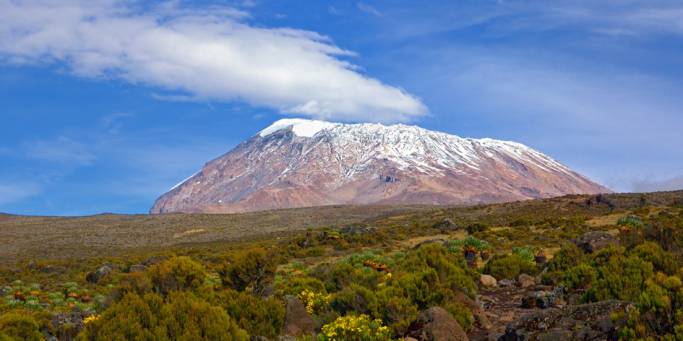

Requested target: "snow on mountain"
[{"left": 151, "top": 119, "right": 608, "bottom": 214}]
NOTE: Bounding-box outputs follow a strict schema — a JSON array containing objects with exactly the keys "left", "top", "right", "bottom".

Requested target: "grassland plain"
[{"left": 1, "top": 190, "right": 682, "bottom": 340}]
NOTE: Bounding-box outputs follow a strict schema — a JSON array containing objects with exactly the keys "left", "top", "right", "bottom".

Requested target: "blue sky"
[{"left": 1, "top": 0, "right": 682, "bottom": 215}]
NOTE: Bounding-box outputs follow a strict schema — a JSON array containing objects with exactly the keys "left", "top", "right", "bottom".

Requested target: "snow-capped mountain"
[{"left": 151, "top": 119, "right": 608, "bottom": 214}]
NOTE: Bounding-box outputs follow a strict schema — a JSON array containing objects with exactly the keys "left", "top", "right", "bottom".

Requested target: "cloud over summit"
[{"left": 0, "top": 0, "right": 426, "bottom": 123}]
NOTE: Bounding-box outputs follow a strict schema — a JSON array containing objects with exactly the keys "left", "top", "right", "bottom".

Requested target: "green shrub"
[
  {"left": 483, "top": 253, "right": 536, "bottom": 280},
  {"left": 149, "top": 256, "right": 207, "bottom": 295},
  {"left": 275, "top": 274, "right": 327, "bottom": 297},
  {"left": 331, "top": 284, "right": 378, "bottom": 316},
  {"left": 160, "top": 292, "right": 248, "bottom": 341},
  {"left": 562, "top": 263, "right": 596, "bottom": 290},
  {"left": 211, "top": 289, "right": 285, "bottom": 338},
  {"left": 78, "top": 292, "right": 248, "bottom": 341},
  {"left": 618, "top": 215, "right": 644, "bottom": 228},
  {"left": 443, "top": 301, "right": 474, "bottom": 331},
  {"left": 512, "top": 247, "right": 535, "bottom": 263},
  {"left": 221, "top": 247, "right": 276, "bottom": 295},
  {"left": 447, "top": 236, "right": 490, "bottom": 254},
  {"left": 591, "top": 254, "right": 654, "bottom": 302},
  {"left": 400, "top": 244, "right": 477, "bottom": 299},
  {"left": 620, "top": 273, "right": 683, "bottom": 339},
  {"left": 547, "top": 243, "right": 584, "bottom": 272},
  {"left": 0, "top": 312, "right": 43, "bottom": 341},
  {"left": 631, "top": 242, "right": 677, "bottom": 274},
  {"left": 373, "top": 286, "right": 418, "bottom": 335}
]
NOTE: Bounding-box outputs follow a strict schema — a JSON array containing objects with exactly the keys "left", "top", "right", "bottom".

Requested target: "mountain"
[{"left": 151, "top": 119, "right": 608, "bottom": 214}]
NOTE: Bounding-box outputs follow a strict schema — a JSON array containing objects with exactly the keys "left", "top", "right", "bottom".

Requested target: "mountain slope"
[{"left": 151, "top": 119, "right": 608, "bottom": 213}]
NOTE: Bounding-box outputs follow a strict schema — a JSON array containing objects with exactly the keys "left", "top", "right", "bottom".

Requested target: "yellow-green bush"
[
  {"left": 0, "top": 312, "right": 43, "bottom": 341},
  {"left": 212, "top": 289, "right": 285, "bottom": 338},
  {"left": 483, "top": 253, "right": 536, "bottom": 280},
  {"left": 372, "top": 286, "right": 418, "bottom": 335},
  {"left": 148, "top": 256, "right": 207, "bottom": 295},
  {"left": 78, "top": 292, "right": 248, "bottom": 341},
  {"left": 221, "top": 247, "right": 276, "bottom": 295}
]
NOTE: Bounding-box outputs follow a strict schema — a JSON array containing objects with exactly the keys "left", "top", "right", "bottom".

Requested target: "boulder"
[
  {"left": 283, "top": 295, "right": 315, "bottom": 337},
  {"left": 339, "top": 225, "right": 377, "bottom": 235},
  {"left": 480, "top": 274, "right": 497, "bottom": 288},
  {"left": 129, "top": 264, "right": 147, "bottom": 273},
  {"left": 51, "top": 310, "right": 93, "bottom": 340},
  {"left": 498, "top": 300, "right": 631, "bottom": 341},
  {"left": 432, "top": 219, "right": 458, "bottom": 232},
  {"left": 517, "top": 274, "right": 535, "bottom": 289},
  {"left": 573, "top": 231, "right": 617, "bottom": 254},
  {"left": 520, "top": 286, "right": 566, "bottom": 309},
  {"left": 408, "top": 307, "right": 469, "bottom": 341},
  {"left": 498, "top": 279, "right": 516, "bottom": 287},
  {"left": 85, "top": 265, "right": 112, "bottom": 284},
  {"left": 454, "top": 292, "right": 492, "bottom": 330},
  {"left": 143, "top": 255, "right": 168, "bottom": 266}
]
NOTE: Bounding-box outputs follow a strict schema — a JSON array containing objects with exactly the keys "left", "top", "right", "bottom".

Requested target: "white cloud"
[{"left": 0, "top": 0, "right": 426, "bottom": 123}]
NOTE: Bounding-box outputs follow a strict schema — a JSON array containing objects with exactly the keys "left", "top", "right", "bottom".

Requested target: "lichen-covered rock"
[
  {"left": 520, "top": 286, "right": 566, "bottom": 309},
  {"left": 408, "top": 307, "right": 469, "bottom": 341},
  {"left": 433, "top": 218, "right": 458, "bottom": 232},
  {"left": 282, "top": 295, "right": 315, "bottom": 337},
  {"left": 499, "top": 300, "right": 631, "bottom": 341},
  {"left": 573, "top": 231, "right": 617, "bottom": 254},
  {"left": 128, "top": 264, "right": 147, "bottom": 273},
  {"left": 85, "top": 265, "right": 112, "bottom": 284}
]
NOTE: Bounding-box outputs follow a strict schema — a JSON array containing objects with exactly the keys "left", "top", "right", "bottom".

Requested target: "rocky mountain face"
[{"left": 151, "top": 119, "right": 608, "bottom": 214}]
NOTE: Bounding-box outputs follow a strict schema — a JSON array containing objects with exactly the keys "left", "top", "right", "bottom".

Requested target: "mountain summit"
[{"left": 151, "top": 119, "right": 607, "bottom": 213}]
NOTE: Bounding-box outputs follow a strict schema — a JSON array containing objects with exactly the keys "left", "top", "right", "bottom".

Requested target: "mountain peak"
[
  {"left": 258, "top": 118, "right": 339, "bottom": 137},
  {"left": 152, "top": 119, "right": 608, "bottom": 214}
]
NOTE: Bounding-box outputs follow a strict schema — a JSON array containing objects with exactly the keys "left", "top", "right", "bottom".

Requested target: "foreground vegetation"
[{"left": 1, "top": 191, "right": 683, "bottom": 340}]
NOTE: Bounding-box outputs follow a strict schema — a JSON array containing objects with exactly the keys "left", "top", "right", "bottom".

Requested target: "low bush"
[
  {"left": 0, "top": 312, "right": 43, "bottom": 341},
  {"left": 221, "top": 247, "right": 277, "bottom": 296},
  {"left": 148, "top": 256, "right": 207, "bottom": 295},
  {"left": 78, "top": 292, "right": 248, "bottom": 341},
  {"left": 483, "top": 253, "right": 536, "bottom": 280}
]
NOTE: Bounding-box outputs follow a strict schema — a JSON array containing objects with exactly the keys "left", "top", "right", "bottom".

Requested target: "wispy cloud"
[
  {"left": 632, "top": 176, "right": 683, "bottom": 192},
  {"left": 357, "top": 2, "right": 382, "bottom": 17},
  {"left": 0, "top": 0, "right": 426, "bottom": 122},
  {"left": 22, "top": 136, "right": 96, "bottom": 165},
  {"left": 0, "top": 182, "right": 42, "bottom": 206}
]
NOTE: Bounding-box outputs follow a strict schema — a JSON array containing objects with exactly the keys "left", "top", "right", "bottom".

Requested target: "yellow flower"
[{"left": 83, "top": 315, "right": 100, "bottom": 324}]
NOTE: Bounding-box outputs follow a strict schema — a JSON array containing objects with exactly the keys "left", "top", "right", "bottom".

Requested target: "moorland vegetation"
[{"left": 1, "top": 191, "right": 683, "bottom": 340}]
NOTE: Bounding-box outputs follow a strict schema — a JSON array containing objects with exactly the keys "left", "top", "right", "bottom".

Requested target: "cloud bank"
[{"left": 0, "top": 0, "right": 426, "bottom": 122}]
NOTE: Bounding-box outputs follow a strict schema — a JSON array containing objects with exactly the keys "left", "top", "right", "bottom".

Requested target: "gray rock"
[
  {"left": 498, "top": 279, "right": 516, "bottom": 287},
  {"left": 499, "top": 300, "right": 631, "bottom": 341},
  {"left": 573, "top": 231, "right": 618, "bottom": 254},
  {"left": 85, "top": 265, "right": 112, "bottom": 284},
  {"left": 129, "top": 264, "right": 147, "bottom": 273},
  {"left": 408, "top": 306, "right": 469, "bottom": 341},
  {"left": 432, "top": 218, "right": 458, "bottom": 232},
  {"left": 283, "top": 295, "right": 315, "bottom": 337}
]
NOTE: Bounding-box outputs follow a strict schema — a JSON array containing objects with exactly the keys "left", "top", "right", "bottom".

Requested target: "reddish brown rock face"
[{"left": 151, "top": 119, "right": 608, "bottom": 214}]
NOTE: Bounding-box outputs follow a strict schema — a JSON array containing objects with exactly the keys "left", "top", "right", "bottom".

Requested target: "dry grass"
[
  {"left": 2, "top": 190, "right": 681, "bottom": 264},
  {"left": 0, "top": 205, "right": 433, "bottom": 263}
]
